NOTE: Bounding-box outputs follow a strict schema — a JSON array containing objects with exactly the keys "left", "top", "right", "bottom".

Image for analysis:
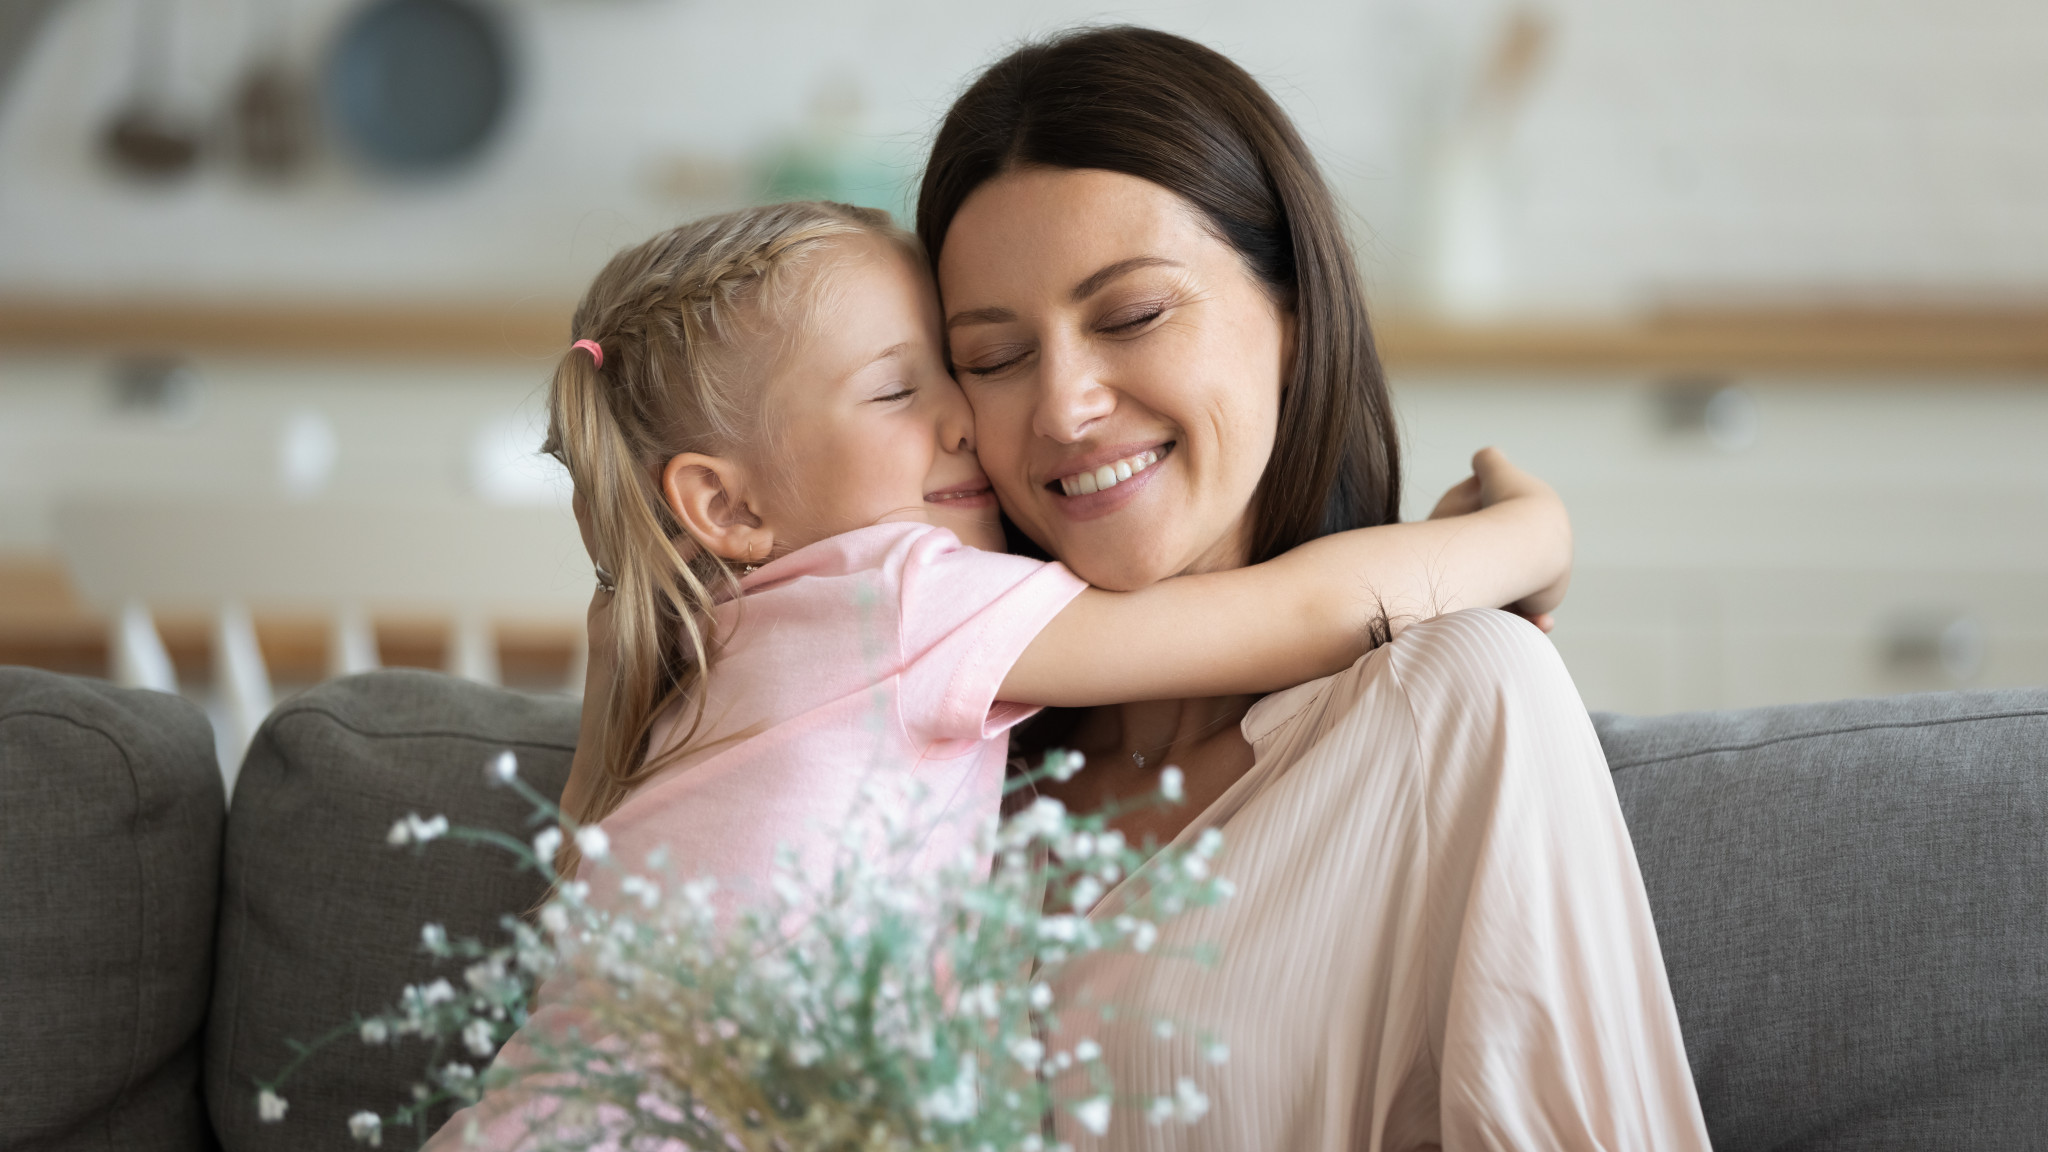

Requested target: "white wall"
[{"left": 4, "top": 0, "right": 2047, "bottom": 308}]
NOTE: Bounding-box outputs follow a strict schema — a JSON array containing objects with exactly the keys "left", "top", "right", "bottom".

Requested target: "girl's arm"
[{"left": 1000, "top": 447, "right": 1571, "bottom": 707}]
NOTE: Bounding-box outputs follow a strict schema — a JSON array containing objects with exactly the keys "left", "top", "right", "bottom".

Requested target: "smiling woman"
[{"left": 920, "top": 26, "right": 1713, "bottom": 1151}]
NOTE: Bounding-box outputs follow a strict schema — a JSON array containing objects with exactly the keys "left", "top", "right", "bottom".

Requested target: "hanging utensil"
[
  {"left": 227, "top": 0, "right": 311, "bottom": 178},
  {"left": 101, "top": 0, "right": 200, "bottom": 180},
  {"left": 323, "top": 0, "right": 513, "bottom": 175}
]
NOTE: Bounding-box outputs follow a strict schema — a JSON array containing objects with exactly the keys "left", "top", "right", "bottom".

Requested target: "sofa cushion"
[
  {"left": 0, "top": 668, "right": 222, "bottom": 1152},
  {"left": 205, "top": 670, "right": 576, "bottom": 1152},
  {"left": 1597, "top": 687, "right": 2048, "bottom": 1151}
]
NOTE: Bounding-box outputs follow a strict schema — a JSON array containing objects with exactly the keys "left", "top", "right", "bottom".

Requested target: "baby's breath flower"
[
  {"left": 420, "top": 923, "right": 448, "bottom": 954},
  {"left": 1069, "top": 875, "right": 1105, "bottom": 912},
  {"left": 1074, "top": 1038, "right": 1102, "bottom": 1062},
  {"left": 1071, "top": 1096, "right": 1112, "bottom": 1136},
  {"left": 359, "top": 1018, "right": 388, "bottom": 1044},
  {"left": 1006, "top": 1036, "right": 1045, "bottom": 1069},
  {"left": 256, "top": 1088, "right": 288, "bottom": 1122},
  {"left": 1159, "top": 766, "right": 1184, "bottom": 802},
  {"left": 1174, "top": 1076, "right": 1211, "bottom": 1122},
  {"left": 1153, "top": 1019, "right": 1175, "bottom": 1039},
  {"left": 619, "top": 875, "right": 661, "bottom": 910},
  {"left": 532, "top": 826, "right": 562, "bottom": 862},
  {"left": 462, "top": 1018, "right": 496, "bottom": 1056},
  {"left": 1203, "top": 1039, "right": 1231, "bottom": 1064},
  {"left": 574, "top": 826, "right": 610, "bottom": 860},
  {"left": 1146, "top": 1095, "right": 1175, "bottom": 1125},
  {"left": 347, "top": 1110, "right": 383, "bottom": 1145},
  {"left": 1130, "top": 919, "right": 1159, "bottom": 953},
  {"left": 1028, "top": 982, "right": 1054, "bottom": 1010},
  {"left": 487, "top": 750, "right": 518, "bottom": 785}
]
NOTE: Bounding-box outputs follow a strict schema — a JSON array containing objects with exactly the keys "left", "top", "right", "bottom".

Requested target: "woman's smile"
[{"left": 1041, "top": 440, "right": 1175, "bottom": 521}]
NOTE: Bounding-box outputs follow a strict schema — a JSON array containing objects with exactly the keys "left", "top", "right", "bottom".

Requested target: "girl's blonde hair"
[{"left": 542, "top": 200, "right": 914, "bottom": 846}]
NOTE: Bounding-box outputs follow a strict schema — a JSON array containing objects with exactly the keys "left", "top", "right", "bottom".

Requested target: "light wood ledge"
[{"left": 2, "top": 298, "right": 2046, "bottom": 376}]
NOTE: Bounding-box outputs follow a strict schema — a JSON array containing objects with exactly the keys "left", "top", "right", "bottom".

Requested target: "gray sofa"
[{"left": 3, "top": 664, "right": 2045, "bottom": 1150}]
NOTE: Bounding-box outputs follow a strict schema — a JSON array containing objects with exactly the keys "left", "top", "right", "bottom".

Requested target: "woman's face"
[{"left": 937, "top": 167, "right": 1293, "bottom": 591}]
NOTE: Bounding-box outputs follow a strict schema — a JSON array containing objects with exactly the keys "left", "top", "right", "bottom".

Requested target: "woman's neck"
[{"left": 1042, "top": 694, "right": 1260, "bottom": 845}]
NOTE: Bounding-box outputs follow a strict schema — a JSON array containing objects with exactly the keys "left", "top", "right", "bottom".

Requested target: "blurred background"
[{"left": 2, "top": 0, "right": 2044, "bottom": 783}]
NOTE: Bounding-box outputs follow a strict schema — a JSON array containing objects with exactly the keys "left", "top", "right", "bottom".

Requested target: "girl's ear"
[{"left": 661, "top": 452, "right": 774, "bottom": 564}]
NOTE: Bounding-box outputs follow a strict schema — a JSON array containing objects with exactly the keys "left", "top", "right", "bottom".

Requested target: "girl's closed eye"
[{"left": 873, "top": 385, "right": 917, "bottom": 403}]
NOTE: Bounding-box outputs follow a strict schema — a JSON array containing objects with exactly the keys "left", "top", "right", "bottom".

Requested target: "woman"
[{"left": 918, "top": 27, "right": 1711, "bottom": 1150}]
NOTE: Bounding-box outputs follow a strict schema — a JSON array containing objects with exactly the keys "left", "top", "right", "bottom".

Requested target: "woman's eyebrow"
[{"left": 1071, "top": 256, "right": 1182, "bottom": 301}]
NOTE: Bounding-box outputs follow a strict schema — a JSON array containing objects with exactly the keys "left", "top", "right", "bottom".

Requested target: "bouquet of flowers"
[{"left": 258, "top": 749, "right": 1233, "bottom": 1151}]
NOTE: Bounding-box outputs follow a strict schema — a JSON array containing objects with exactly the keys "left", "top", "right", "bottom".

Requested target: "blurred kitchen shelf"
[
  {"left": 0, "top": 298, "right": 575, "bottom": 361},
  {"left": 3, "top": 298, "right": 2048, "bottom": 376},
  {"left": 0, "top": 557, "right": 579, "bottom": 688}
]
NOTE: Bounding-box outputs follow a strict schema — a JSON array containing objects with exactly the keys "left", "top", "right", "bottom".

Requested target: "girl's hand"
[{"left": 1429, "top": 448, "right": 1570, "bottom": 631}]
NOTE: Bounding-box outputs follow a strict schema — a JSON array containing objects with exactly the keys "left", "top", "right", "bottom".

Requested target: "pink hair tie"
[{"left": 571, "top": 338, "right": 604, "bottom": 368}]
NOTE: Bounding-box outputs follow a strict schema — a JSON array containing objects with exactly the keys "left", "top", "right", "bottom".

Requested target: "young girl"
[{"left": 430, "top": 200, "right": 1568, "bottom": 1146}]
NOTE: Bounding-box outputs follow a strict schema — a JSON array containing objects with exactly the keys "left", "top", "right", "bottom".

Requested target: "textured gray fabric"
[
  {"left": 0, "top": 668, "right": 223, "bottom": 1152},
  {"left": 205, "top": 670, "right": 576, "bottom": 1152},
  {"left": 1597, "top": 688, "right": 2048, "bottom": 1151}
]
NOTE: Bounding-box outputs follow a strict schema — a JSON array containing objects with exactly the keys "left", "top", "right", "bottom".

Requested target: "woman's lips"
[{"left": 1045, "top": 441, "right": 1174, "bottom": 521}]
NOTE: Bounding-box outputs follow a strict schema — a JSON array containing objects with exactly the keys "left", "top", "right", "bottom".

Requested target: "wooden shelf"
[
  {"left": 2, "top": 298, "right": 2045, "bottom": 375},
  {"left": 1375, "top": 309, "right": 2048, "bottom": 377},
  {"left": 0, "top": 298, "right": 576, "bottom": 361}
]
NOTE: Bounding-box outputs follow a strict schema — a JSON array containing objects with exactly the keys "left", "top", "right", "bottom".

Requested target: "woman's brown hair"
[{"left": 916, "top": 25, "right": 1401, "bottom": 562}]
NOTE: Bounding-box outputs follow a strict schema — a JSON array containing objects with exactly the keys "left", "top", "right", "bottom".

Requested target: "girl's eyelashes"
[{"left": 872, "top": 385, "right": 917, "bottom": 403}]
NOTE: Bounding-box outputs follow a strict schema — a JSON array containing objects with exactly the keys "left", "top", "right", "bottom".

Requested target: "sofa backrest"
[
  {"left": 0, "top": 668, "right": 222, "bottom": 1152},
  {"left": 204, "top": 670, "right": 576, "bottom": 1152},
  {"left": 1596, "top": 687, "right": 2048, "bottom": 1151}
]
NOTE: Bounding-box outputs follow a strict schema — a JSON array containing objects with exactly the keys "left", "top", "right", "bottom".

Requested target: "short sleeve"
[{"left": 894, "top": 527, "right": 1088, "bottom": 747}]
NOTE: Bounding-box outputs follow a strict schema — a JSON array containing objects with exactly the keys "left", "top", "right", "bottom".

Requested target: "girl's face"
[
  {"left": 936, "top": 167, "right": 1294, "bottom": 591},
  {"left": 746, "top": 236, "right": 1003, "bottom": 555}
]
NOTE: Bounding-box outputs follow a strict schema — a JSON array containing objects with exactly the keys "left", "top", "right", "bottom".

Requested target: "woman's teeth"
[{"left": 1058, "top": 448, "right": 1161, "bottom": 497}]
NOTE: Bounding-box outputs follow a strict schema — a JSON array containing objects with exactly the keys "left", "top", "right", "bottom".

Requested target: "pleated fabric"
[{"left": 1050, "top": 609, "right": 1711, "bottom": 1151}]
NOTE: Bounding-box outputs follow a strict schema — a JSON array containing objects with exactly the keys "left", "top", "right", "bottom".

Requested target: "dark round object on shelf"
[{"left": 323, "top": 0, "right": 512, "bottom": 174}]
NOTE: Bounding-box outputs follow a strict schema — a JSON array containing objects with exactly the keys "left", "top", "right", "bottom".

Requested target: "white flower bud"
[
  {"left": 1174, "top": 1076, "right": 1211, "bottom": 1122},
  {"left": 1028, "top": 982, "right": 1054, "bottom": 1010},
  {"left": 532, "top": 827, "right": 562, "bottom": 862},
  {"left": 1071, "top": 1096, "right": 1112, "bottom": 1136},
  {"left": 1203, "top": 1040, "right": 1230, "bottom": 1064},
  {"left": 257, "top": 1088, "right": 288, "bottom": 1122},
  {"left": 573, "top": 825, "right": 610, "bottom": 860},
  {"left": 1146, "top": 1095, "right": 1175, "bottom": 1125},
  {"left": 359, "top": 1018, "right": 388, "bottom": 1044},
  {"left": 1074, "top": 1038, "right": 1102, "bottom": 1062},
  {"left": 487, "top": 751, "right": 518, "bottom": 785},
  {"left": 1007, "top": 1036, "right": 1045, "bottom": 1069},
  {"left": 348, "top": 1110, "right": 383, "bottom": 1145},
  {"left": 463, "top": 1018, "right": 496, "bottom": 1057},
  {"left": 1159, "top": 766, "right": 1184, "bottom": 802},
  {"left": 419, "top": 923, "right": 447, "bottom": 953}
]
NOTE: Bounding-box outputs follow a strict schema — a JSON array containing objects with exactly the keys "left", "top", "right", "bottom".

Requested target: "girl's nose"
[
  {"left": 936, "top": 378, "right": 976, "bottom": 454},
  {"left": 1032, "top": 344, "right": 1116, "bottom": 443}
]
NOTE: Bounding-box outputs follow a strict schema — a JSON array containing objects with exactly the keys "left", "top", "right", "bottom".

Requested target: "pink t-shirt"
[
  {"left": 425, "top": 524, "right": 1083, "bottom": 1151},
  {"left": 591, "top": 521, "right": 1087, "bottom": 906}
]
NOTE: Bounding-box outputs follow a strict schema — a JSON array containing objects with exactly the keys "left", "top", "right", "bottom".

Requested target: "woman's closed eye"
[{"left": 957, "top": 347, "right": 1031, "bottom": 378}]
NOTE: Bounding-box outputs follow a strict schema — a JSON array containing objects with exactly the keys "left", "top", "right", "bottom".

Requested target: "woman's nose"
[{"left": 1033, "top": 345, "right": 1116, "bottom": 443}]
